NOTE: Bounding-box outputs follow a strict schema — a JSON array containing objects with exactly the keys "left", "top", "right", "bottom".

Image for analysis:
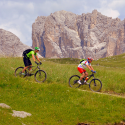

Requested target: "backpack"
[
  {"left": 22, "top": 49, "right": 33, "bottom": 57},
  {"left": 80, "top": 59, "right": 87, "bottom": 63}
]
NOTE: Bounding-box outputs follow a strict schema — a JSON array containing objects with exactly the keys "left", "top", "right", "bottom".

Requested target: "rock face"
[
  {"left": 32, "top": 10, "right": 125, "bottom": 59},
  {"left": 0, "top": 29, "right": 32, "bottom": 57}
]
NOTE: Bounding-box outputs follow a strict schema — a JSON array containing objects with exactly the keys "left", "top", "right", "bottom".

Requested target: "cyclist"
[
  {"left": 22, "top": 47, "right": 42, "bottom": 75},
  {"left": 77, "top": 57, "right": 96, "bottom": 84}
]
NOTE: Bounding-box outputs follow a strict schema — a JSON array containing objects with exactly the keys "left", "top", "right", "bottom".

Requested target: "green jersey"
[{"left": 26, "top": 51, "right": 37, "bottom": 58}]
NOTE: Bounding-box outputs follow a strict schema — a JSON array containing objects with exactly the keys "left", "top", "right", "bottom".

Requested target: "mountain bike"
[
  {"left": 15, "top": 63, "right": 47, "bottom": 83},
  {"left": 69, "top": 73, "right": 102, "bottom": 92}
]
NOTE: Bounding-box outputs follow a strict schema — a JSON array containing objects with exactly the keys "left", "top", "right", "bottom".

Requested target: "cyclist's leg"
[
  {"left": 28, "top": 59, "right": 32, "bottom": 71},
  {"left": 84, "top": 72, "right": 88, "bottom": 78},
  {"left": 79, "top": 72, "right": 85, "bottom": 81},
  {"left": 22, "top": 57, "right": 31, "bottom": 73},
  {"left": 77, "top": 67, "right": 86, "bottom": 84},
  {"left": 84, "top": 72, "right": 89, "bottom": 84},
  {"left": 29, "top": 65, "right": 32, "bottom": 71},
  {"left": 22, "top": 66, "right": 29, "bottom": 73}
]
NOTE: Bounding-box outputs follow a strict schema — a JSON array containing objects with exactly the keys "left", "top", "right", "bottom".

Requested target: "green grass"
[
  {"left": 46, "top": 58, "right": 80, "bottom": 64},
  {"left": 45, "top": 55, "right": 125, "bottom": 94},
  {"left": 0, "top": 56, "right": 125, "bottom": 124},
  {"left": 92, "top": 53, "right": 125, "bottom": 68}
]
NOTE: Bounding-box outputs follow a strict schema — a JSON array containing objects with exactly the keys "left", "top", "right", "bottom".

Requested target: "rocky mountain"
[
  {"left": 0, "top": 29, "right": 32, "bottom": 57},
  {"left": 32, "top": 10, "right": 125, "bottom": 59}
]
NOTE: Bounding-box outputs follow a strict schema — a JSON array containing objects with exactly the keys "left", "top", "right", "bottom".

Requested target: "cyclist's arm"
[
  {"left": 86, "top": 65, "right": 94, "bottom": 71},
  {"left": 35, "top": 55, "right": 40, "bottom": 62},
  {"left": 32, "top": 54, "right": 36, "bottom": 62},
  {"left": 90, "top": 66, "right": 95, "bottom": 71}
]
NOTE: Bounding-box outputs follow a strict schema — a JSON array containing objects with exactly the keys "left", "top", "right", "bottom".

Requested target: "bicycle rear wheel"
[
  {"left": 15, "top": 67, "right": 27, "bottom": 78},
  {"left": 34, "top": 70, "right": 47, "bottom": 83},
  {"left": 69, "top": 75, "right": 81, "bottom": 88},
  {"left": 89, "top": 78, "right": 102, "bottom": 92}
]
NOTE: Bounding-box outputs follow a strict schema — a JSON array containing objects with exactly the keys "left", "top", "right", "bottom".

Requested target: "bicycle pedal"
[
  {"left": 29, "top": 74, "right": 34, "bottom": 76},
  {"left": 23, "top": 75, "right": 27, "bottom": 77}
]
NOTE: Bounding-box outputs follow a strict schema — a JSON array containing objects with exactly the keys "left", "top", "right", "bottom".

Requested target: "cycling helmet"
[
  {"left": 35, "top": 47, "right": 40, "bottom": 51},
  {"left": 88, "top": 57, "right": 93, "bottom": 60}
]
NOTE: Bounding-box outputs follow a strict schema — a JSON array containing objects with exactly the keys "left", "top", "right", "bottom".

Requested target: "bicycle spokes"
[
  {"left": 15, "top": 67, "right": 26, "bottom": 78},
  {"left": 89, "top": 79, "right": 102, "bottom": 92},
  {"left": 94, "top": 80, "right": 97, "bottom": 86},
  {"left": 69, "top": 75, "right": 80, "bottom": 88},
  {"left": 34, "top": 70, "right": 47, "bottom": 83},
  {"left": 74, "top": 80, "right": 78, "bottom": 84}
]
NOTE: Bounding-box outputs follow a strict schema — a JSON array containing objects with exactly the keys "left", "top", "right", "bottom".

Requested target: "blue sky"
[{"left": 0, "top": 0, "right": 125, "bottom": 46}]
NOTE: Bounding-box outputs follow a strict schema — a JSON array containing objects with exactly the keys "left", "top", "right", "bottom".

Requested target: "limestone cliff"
[
  {"left": 32, "top": 10, "right": 125, "bottom": 59},
  {"left": 0, "top": 29, "right": 31, "bottom": 57}
]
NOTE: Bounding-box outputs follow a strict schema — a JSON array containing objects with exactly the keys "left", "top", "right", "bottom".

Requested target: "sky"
[{"left": 0, "top": 0, "right": 125, "bottom": 46}]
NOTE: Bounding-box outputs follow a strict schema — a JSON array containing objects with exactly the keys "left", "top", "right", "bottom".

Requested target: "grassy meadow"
[{"left": 0, "top": 54, "right": 125, "bottom": 125}]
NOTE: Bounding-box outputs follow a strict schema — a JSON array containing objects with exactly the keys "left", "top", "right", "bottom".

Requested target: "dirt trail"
[
  {"left": 96, "top": 92, "right": 125, "bottom": 98},
  {"left": 79, "top": 89, "right": 125, "bottom": 99}
]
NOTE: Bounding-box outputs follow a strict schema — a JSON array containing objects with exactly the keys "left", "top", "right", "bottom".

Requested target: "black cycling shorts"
[{"left": 23, "top": 57, "right": 32, "bottom": 67}]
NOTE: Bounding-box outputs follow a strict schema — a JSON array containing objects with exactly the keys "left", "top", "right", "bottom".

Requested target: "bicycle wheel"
[
  {"left": 34, "top": 70, "right": 47, "bottom": 83},
  {"left": 89, "top": 78, "right": 102, "bottom": 92},
  {"left": 15, "top": 67, "right": 27, "bottom": 78},
  {"left": 69, "top": 75, "right": 81, "bottom": 88}
]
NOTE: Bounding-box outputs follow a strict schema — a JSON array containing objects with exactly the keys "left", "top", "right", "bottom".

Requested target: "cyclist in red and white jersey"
[{"left": 77, "top": 57, "right": 96, "bottom": 84}]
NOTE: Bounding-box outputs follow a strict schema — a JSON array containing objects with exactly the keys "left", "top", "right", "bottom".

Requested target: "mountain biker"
[
  {"left": 77, "top": 57, "right": 96, "bottom": 84},
  {"left": 22, "top": 47, "right": 42, "bottom": 75}
]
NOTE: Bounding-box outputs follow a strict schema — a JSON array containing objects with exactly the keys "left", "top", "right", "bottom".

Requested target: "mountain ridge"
[
  {"left": 0, "top": 28, "right": 42, "bottom": 58},
  {"left": 32, "top": 10, "right": 125, "bottom": 59}
]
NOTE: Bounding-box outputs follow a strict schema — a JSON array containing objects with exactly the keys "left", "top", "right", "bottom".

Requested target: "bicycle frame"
[
  {"left": 86, "top": 73, "right": 96, "bottom": 81},
  {"left": 26, "top": 64, "right": 41, "bottom": 76}
]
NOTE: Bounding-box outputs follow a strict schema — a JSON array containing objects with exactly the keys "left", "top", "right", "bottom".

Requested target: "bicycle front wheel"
[
  {"left": 34, "top": 70, "right": 47, "bottom": 83},
  {"left": 69, "top": 75, "right": 80, "bottom": 88},
  {"left": 15, "top": 67, "right": 27, "bottom": 78},
  {"left": 89, "top": 78, "right": 102, "bottom": 92}
]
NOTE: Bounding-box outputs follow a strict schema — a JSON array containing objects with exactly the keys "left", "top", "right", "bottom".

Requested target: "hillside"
[{"left": 0, "top": 54, "right": 125, "bottom": 124}]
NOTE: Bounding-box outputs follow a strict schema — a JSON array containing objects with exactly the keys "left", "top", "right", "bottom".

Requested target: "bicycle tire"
[
  {"left": 15, "top": 67, "right": 27, "bottom": 78},
  {"left": 69, "top": 75, "right": 81, "bottom": 88},
  {"left": 34, "top": 70, "right": 47, "bottom": 83},
  {"left": 89, "top": 78, "right": 102, "bottom": 92}
]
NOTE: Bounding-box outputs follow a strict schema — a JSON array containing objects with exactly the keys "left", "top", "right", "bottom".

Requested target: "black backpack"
[{"left": 22, "top": 49, "right": 33, "bottom": 57}]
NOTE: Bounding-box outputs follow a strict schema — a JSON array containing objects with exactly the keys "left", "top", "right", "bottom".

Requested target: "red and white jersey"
[{"left": 78, "top": 60, "right": 91, "bottom": 69}]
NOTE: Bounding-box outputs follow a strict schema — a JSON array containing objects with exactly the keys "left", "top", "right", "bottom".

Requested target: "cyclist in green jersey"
[{"left": 22, "top": 47, "right": 42, "bottom": 75}]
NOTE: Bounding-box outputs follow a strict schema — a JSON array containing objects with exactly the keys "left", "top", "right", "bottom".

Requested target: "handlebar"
[
  {"left": 91, "top": 70, "right": 96, "bottom": 73},
  {"left": 35, "top": 61, "right": 42, "bottom": 65},
  {"left": 37, "top": 63, "right": 42, "bottom": 65}
]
